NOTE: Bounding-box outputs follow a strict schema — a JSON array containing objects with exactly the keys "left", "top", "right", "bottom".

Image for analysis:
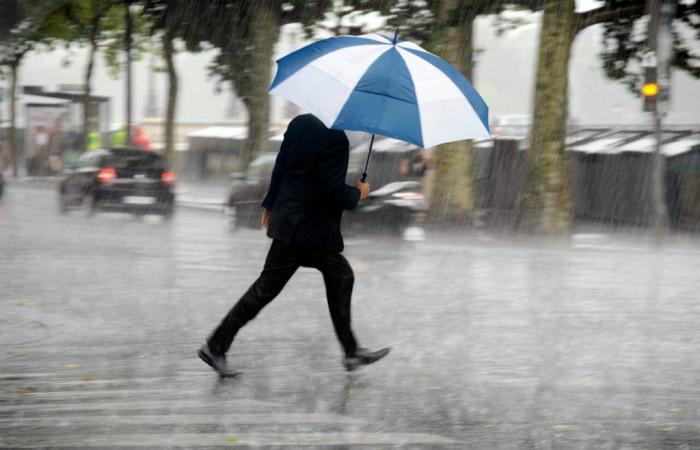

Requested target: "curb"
[{"left": 176, "top": 200, "right": 226, "bottom": 212}]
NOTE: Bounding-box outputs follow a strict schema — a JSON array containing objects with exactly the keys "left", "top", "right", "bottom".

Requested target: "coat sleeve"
[
  {"left": 319, "top": 135, "right": 361, "bottom": 211},
  {"left": 261, "top": 133, "right": 290, "bottom": 210}
]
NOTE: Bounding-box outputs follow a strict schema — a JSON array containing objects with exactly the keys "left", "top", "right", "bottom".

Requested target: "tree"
[
  {"left": 392, "top": 1, "right": 660, "bottom": 232},
  {"left": 388, "top": 1, "right": 514, "bottom": 223},
  {"left": 517, "top": 0, "right": 646, "bottom": 233},
  {"left": 100, "top": 1, "right": 149, "bottom": 145},
  {"left": 0, "top": 0, "right": 63, "bottom": 176},
  {"left": 517, "top": 0, "right": 577, "bottom": 233},
  {"left": 142, "top": 0, "right": 177, "bottom": 166},
  {"left": 141, "top": 0, "right": 212, "bottom": 166},
  {"left": 598, "top": 1, "right": 700, "bottom": 233},
  {"left": 202, "top": 1, "right": 349, "bottom": 167},
  {"left": 42, "top": 0, "right": 119, "bottom": 151},
  {"left": 599, "top": 1, "right": 700, "bottom": 93},
  {"left": 428, "top": 0, "right": 480, "bottom": 223},
  {"left": 124, "top": 0, "right": 134, "bottom": 143}
]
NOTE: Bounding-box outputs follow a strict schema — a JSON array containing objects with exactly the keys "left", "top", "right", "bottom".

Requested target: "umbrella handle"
[{"left": 361, "top": 134, "right": 375, "bottom": 183}]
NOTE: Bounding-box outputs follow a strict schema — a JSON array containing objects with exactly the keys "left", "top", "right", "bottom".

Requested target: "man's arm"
[
  {"left": 319, "top": 139, "right": 362, "bottom": 211},
  {"left": 261, "top": 134, "right": 290, "bottom": 211}
]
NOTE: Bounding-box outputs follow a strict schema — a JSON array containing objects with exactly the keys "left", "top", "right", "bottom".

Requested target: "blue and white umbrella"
[{"left": 269, "top": 32, "right": 490, "bottom": 150}]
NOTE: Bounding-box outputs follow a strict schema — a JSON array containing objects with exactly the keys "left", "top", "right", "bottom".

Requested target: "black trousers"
[{"left": 207, "top": 239, "right": 358, "bottom": 357}]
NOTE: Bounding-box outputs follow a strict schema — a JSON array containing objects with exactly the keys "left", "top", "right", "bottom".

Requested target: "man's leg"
[
  {"left": 207, "top": 240, "right": 299, "bottom": 355},
  {"left": 314, "top": 252, "right": 358, "bottom": 358}
]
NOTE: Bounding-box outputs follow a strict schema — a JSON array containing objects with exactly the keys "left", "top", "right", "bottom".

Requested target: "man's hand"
[
  {"left": 261, "top": 209, "right": 271, "bottom": 228},
  {"left": 356, "top": 180, "right": 370, "bottom": 200}
]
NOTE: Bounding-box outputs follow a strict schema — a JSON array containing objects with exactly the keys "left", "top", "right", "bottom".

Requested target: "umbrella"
[{"left": 269, "top": 30, "right": 490, "bottom": 181}]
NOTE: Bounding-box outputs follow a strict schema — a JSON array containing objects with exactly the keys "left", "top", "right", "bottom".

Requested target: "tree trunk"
[
  {"left": 82, "top": 33, "right": 98, "bottom": 152},
  {"left": 429, "top": 0, "right": 476, "bottom": 223},
  {"left": 162, "top": 24, "right": 178, "bottom": 168},
  {"left": 9, "top": 57, "right": 19, "bottom": 177},
  {"left": 518, "top": 0, "right": 576, "bottom": 233},
  {"left": 243, "top": 3, "right": 278, "bottom": 167},
  {"left": 124, "top": 1, "right": 133, "bottom": 145}
]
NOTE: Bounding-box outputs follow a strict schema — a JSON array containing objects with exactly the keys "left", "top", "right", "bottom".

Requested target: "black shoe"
[
  {"left": 198, "top": 343, "right": 240, "bottom": 377},
  {"left": 343, "top": 347, "right": 391, "bottom": 371}
]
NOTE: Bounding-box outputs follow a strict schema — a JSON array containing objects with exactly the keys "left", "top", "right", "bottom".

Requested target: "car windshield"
[{"left": 104, "top": 151, "right": 164, "bottom": 170}]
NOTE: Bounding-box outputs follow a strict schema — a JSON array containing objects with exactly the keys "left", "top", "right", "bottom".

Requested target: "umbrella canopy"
[{"left": 269, "top": 33, "right": 490, "bottom": 149}]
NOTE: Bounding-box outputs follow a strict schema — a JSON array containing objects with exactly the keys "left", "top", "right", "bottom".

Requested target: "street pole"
[
  {"left": 125, "top": 1, "right": 133, "bottom": 146},
  {"left": 0, "top": 85, "right": 4, "bottom": 150},
  {"left": 645, "top": 0, "right": 670, "bottom": 237}
]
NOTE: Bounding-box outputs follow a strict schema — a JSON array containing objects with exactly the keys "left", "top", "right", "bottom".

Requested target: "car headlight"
[{"left": 392, "top": 192, "right": 423, "bottom": 200}]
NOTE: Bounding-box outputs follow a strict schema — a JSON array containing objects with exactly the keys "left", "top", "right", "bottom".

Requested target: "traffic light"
[{"left": 642, "top": 66, "right": 658, "bottom": 112}]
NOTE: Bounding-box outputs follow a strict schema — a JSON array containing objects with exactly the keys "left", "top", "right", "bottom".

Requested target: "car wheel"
[
  {"left": 84, "top": 194, "right": 97, "bottom": 217},
  {"left": 162, "top": 205, "right": 175, "bottom": 221},
  {"left": 226, "top": 206, "right": 238, "bottom": 231}
]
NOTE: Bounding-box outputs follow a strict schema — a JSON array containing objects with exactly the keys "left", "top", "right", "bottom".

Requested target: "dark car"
[
  {"left": 227, "top": 138, "right": 427, "bottom": 233},
  {"left": 58, "top": 148, "right": 175, "bottom": 218},
  {"left": 226, "top": 152, "right": 278, "bottom": 229}
]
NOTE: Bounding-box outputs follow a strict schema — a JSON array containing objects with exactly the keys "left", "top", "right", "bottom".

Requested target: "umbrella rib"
[{"left": 351, "top": 89, "right": 417, "bottom": 106}]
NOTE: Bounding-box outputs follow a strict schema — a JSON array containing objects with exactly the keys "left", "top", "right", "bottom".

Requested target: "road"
[{"left": 1, "top": 182, "right": 700, "bottom": 449}]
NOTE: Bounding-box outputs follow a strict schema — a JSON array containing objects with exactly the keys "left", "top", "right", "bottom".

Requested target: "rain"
[{"left": 1, "top": 0, "right": 700, "bottom": 448}]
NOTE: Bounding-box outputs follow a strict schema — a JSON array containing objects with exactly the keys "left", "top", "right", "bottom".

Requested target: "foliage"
[
  {"left": 0, "top": 0, "right": 67, "bottom": 64},
  {"left": 386, "top": 1, "right": 530, "bottom": 52},
  {"left": 600, "top": 1, "right": 700, "bottom": 94},
  {"left": 101, "top": 3, "right": 150, "bottom": 78},
  {"left": 141, "top": 0, "right": 208, "bottom": 51},
  {"left": 194, "top": 1, "right": 337, "bottom": 105}
]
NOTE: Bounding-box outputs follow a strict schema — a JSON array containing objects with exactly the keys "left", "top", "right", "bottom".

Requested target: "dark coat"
[{"left": 262, "top": 114, "right": 360, "bottom": 253}]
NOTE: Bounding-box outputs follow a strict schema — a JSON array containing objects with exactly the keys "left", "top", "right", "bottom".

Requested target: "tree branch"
[
  {"left": 62, "top": 4, "right": 87, "bottom": 34},
  {"left": 576, "top": 3, "right": 645, "bottom": 33},
  {"left": 504, "top": 0, "right": 543, "bottom": 9}
]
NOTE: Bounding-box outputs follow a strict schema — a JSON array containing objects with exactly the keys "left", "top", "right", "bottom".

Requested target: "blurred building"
[{"left": 19, "top": 85, "right": 110, "bottom": 175}]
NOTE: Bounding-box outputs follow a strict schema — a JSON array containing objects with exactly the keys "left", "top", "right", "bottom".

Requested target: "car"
[
  {"left": 58, "top": 148, "right": 176, "bottom": 218},
  {"left": 490, "top": 114, "right": 532, "bottom": 137},
  {"left": 226, "top": 138, "right": 427, "bottom": 233},
  {"left": 226, "top": 152, "right": 278, "bottom": 229}
]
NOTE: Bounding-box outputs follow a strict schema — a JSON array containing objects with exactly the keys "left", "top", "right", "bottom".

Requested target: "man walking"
[{"left": 199, "top": 114, "right": 390, "bottom": 377}]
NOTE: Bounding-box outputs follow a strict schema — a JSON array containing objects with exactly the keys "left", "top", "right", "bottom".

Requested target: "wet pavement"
[{"left": 1, "top": 182, "right": 700, "bottom": 449}]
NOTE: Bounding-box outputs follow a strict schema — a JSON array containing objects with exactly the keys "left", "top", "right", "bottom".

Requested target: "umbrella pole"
[{"left": 361, "top": 134, "right": 375, "bottom": 183}]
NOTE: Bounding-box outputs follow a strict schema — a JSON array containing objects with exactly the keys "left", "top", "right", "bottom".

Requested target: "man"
[
  {"left": 86, "top": 130, "right": 102, "bottom": 151},
  {"left": 199, "top": 114, "right": 390, "bottom": 377},
  {"left": 132, "top": 126, "right": 151, "bottom": 150},
  {"left": 111, "top": 125, "right": 127, "bottom": 148}
]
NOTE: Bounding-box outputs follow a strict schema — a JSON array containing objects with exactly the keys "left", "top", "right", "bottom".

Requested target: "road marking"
[
  {"left": 0, "top": 413, "right": 365, "bottom": 426},
  {"left": 0, "top": 375, "right": 216, "bottom": 390},
  {"left": 0, "top": 398, "right": 280, "bottom": 413},
  {"left": 179, "top": 264, "right": 232, "bottom": 272},
  {"left": 0, "top": 370, "right": 212, "bottom": 382},
  {"left": 0, "top": 432, "right": 459, "bottom": 447},
  {"left": 6, "top": 387, "right": 236, "bottom": 401}
]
